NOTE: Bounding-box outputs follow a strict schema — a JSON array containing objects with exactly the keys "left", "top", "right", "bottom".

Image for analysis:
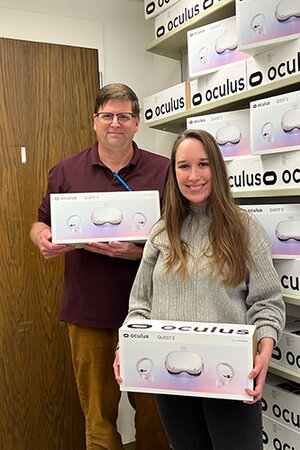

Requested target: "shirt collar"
[{"left": 90, "top": 141, "right": 140, "bottom": 169}]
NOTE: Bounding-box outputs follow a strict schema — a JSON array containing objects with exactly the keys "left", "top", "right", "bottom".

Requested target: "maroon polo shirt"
[{"left": 38, "top": 141, "right": 170, "bottom": 328}]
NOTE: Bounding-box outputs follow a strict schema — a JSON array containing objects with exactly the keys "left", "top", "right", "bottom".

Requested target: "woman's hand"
[
  {"left": 113, "top": 348, "right": 123, "bottom": 384},
  {"left": 244, "top": 337, "right": 274, "bottom": 404}
]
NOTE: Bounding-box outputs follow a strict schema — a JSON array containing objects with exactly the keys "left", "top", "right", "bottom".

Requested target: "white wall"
[{"left": 0, "top": 0, "right": 180, "bottom": 157}]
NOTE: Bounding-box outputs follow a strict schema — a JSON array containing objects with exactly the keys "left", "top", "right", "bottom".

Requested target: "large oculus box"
[
  {"left": 250, "top": 90, "right": 300, "bottom": 155},
  {"left": 273, "top": 259, "right": 300, "bottom": 297},
  {"left": 154, "top": 0, "right": 220, "bottom": 39},
  {"left": 186, "top": 109, "right": 251, "bottom": 159},
  {"left": 262, "top": 415, "right": 300, "bottom": 450},
  {"left": 144, "top": 0, "right": 180, "bottom": 20},
  {"left": 236, "top": 0, "right": 300, "bottom": 55},
  {"left": 143, "top": 82, "right": 190, "bottom": 123},
  {"left": 190, "top": 60, "right": 247, "bottom": 109},
  {"left": 119, "top": 319, "right": 256, "bottom": 401},
  {"left": 262, "top": 373, "right": 300, "bottom": 434},
  {"left": 246, "top": 38, "right": 300, "bottom": 91},
  {"left": 225, "top": 151, "right": 300, "bottom": 193},
  {"left": 188, "top": 16, "right": 250, "bottom": 79},
  {"left": 272, "top": 317, "right": 300, "bottom": 374},
  {"left": 50, "top": 191, "right": 160, "bottom": 244},
  {"left": 241, "top": 204, "right": 300, "bottom": 258}
]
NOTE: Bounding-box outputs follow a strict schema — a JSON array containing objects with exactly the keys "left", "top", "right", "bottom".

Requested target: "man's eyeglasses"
[{"left": 95, "top": 112, "right": 136, "bottom": 124}]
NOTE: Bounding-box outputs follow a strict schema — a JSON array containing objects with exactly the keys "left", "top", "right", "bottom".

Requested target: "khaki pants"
[{"left": 67, "top": 323, "right": 170, "bottom": 450}]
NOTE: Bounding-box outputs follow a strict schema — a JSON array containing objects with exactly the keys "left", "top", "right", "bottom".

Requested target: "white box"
[
  {"left": 262, "top": 373, "right": 300, "bottom": 434},
  {"left": 250, "top": 90, "right": 300, "bottom": 155},
  {"left": 225, "top": 151, "right": 300, "bottom": 193},
  {"left": 119, "top": 319, "right": 256, "bottom": 401},
  {"left": 188, "top": 16, "right": 250, "bottom": 78},
  {"left": 190, "top": 60, "right": 247, "bottom": 108},
  {"left": 186, "top": 109, "right": 251, "bottom": 159},
  {"left": 272, "top": 317, "right": 300, "bottom": 377},
  {"left": 246, "top": 38, "right": 300, "bottom": 90},
  {"left": 50, "top": 191, "right": 161, "bottom": 244},
  {"left": 262, "top": 415, "right": 300, "bottom": 450},
  {"left": 143, "top": 82, "right": 190, "bottom": 123},
  {"left": 273, "top": 259, "right": 300, "bottom": 297},
  {"left": 144, "top": 0, "right": 180, "bottom": 20},
  {"left": 154, "top": 0, "right": 221, "bottom": 39},
  {"left": 240, "top": 204, "right": 300, "bottom": 258},
  {"left": 236, "top": 0, "right": 300, "bottom": 54}
]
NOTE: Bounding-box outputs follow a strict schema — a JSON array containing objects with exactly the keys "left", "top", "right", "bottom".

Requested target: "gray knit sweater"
[{"left": 126, "top": 205, "right": 285, "bottom": 343}]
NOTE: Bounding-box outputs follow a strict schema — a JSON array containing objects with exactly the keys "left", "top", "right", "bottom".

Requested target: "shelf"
[
  {"left": 232, "top": 187, "right": 300, "bottom": 199},
  {"left": 268, "top": 361, "right": 300, "bottom": 384},
  {"left": 146, "top": 0, "right": 235, "bottom": 60},
  {"left": 147, "top": 76, "right": 300, "bottom": 133},
  {"left": 283, "top": 294, "right": 300, "bottom": 307}
]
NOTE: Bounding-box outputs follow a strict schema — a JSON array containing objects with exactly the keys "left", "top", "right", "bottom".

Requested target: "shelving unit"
[
  {"left": 232, "top": 187, "right": 300, "bottom": 199},
  {"left": 269, "top": 361, "right": 300, "bottom": 384},
  {"left": 145, "top": 1, "right": 300, "bottom": 389},
  {"left": 283, "top": 294, "right": 300, "bottom": 307},
  {"left": 144, "top": 77, "right": 300, "bottom": 133},
  {"left": 146, "top": 0, "right": 299, "bottom": 134},
  {"left": 146, "top": 0, "right": 235, "bottom": 60}
]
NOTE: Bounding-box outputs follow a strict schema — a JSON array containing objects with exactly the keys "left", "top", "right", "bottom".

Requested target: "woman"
[{"left": 114, "top": 129, "right": 285, "bottom": 450}]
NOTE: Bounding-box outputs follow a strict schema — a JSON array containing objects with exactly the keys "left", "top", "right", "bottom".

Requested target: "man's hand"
[
  {"left": 30, "top": 222, "right": 74, "bottom": 259},
  {"left": 113, "top": 349, "right": 122, "bottom": 384},
  {"left": 244, "top": 337, "right": 274, "bottom": 404},
  {"left": 83, "top": 241, "right": 143, "bottom": 260}
]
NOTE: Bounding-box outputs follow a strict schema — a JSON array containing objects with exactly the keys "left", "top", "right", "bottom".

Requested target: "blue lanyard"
[{"left": 113, "top": 171, "right": 132, "bottom": 191}]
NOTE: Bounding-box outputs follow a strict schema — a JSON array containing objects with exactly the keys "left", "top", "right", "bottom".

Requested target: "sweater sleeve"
[
  {"left": 245, "top": 214, "right": 286, "bottom": 344},
  {"left": 124, "top": 227, "right": 160, "bottom": 323}
]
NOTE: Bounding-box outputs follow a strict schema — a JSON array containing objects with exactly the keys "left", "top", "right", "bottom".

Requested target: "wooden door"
[{"left": 0, "top": 38, "right": 99, "bottom": 449}]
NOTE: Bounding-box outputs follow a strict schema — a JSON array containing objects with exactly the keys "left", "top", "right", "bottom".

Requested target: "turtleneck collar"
[{"left": 189, "top": 204, "right": 210, "bottom": 216}]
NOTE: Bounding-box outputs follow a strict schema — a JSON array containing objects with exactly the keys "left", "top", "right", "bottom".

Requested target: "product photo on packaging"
[
  {"left": 188, "top": 16, "right": 250, "bottom": 79},
  {"left": 236, "top": 0, "right": 300, "bottom": 54},
  {"left": 186, "top": 109, "right": 251, "bottom": 159},
  {"left": 50, "top": 190, "right": 161, "bottom": 244},
  {"left": 250, "top": 90, "right": 300, "bottom": 155},
  {"left": 119, "top": 319, "right": 256, "bottom": 401},
  {"left": 241, "top": 204, "right": 300, "bottom": 258}
]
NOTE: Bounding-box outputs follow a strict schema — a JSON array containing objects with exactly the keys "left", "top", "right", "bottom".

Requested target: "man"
[{"left": 30, "top": 83, "right": 170, "bottom": 450}]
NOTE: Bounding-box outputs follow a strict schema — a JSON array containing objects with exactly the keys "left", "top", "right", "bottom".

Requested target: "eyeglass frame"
[{"left": 94, "top": 112, "right": 137, "bottom": 123}]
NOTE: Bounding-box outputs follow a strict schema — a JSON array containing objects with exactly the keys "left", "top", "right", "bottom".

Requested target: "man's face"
[{"left": 93, "top": 99, "right": 140, "bottom": 152}]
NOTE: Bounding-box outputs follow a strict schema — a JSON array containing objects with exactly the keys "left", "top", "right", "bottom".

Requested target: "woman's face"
[{"left": 175, "top": 138, "right": 212, "bottom": 206}]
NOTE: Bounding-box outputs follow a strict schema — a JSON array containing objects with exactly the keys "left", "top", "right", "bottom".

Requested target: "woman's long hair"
[{"left": 153, "top": 129, "right": 253, "bottom": 287}]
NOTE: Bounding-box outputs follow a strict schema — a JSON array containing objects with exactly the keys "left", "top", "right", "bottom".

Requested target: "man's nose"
[{"left": 111, "top": 115, "right": 120, "bottom": 125}]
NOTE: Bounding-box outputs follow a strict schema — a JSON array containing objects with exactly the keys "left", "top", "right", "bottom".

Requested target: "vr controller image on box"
[
  {"left": 236, "top": 0, "right": 300, "bottom": 54},
  {"left": 250, "top": 90, "right": 300, "bottom": 155},
  {"left": 187, "top": 16, "right": 250, "bottom": 79},
  {"left": 241, "top": 204, "right": 300, "bottom": 258},
  {"left": 50, "top": 190, "right": 160, "bottom": 244},
  {"left": 119, "top": 319, "right": 256, "bottom": 401}
]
